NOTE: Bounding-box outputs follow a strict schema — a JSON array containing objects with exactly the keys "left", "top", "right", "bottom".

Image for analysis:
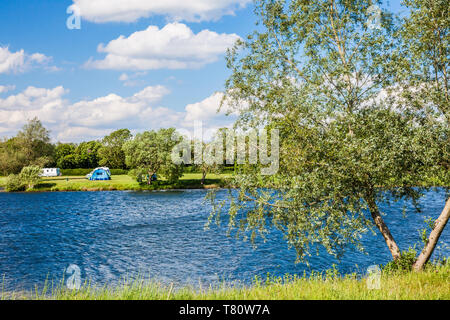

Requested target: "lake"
[{"left": 0, "top": 189, "right": 448, "bottom": 291}]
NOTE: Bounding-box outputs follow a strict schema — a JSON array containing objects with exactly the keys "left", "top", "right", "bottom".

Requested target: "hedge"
[
  {"left": 60, "top": 169, "right": 129, "bottom": 176},
  {"left": 60, "top": 167, "right": 234, "bottom": 176}
]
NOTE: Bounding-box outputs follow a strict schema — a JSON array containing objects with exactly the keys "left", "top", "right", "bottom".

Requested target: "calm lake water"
[{"left": 0, "top": 189, "right": 448, "bottom": 291}]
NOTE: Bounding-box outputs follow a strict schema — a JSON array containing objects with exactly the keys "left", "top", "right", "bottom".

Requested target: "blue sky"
[{"left": 0, "top": 0, "right": 405, "bottom": 142}]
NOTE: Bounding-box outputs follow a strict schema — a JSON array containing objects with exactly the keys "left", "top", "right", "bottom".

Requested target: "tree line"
[
  {"left": 0, "top": 120, "right": 134, "bottom": 174},
  {"left": 0, "top": 118, "right": 229, "bottom": 186}
]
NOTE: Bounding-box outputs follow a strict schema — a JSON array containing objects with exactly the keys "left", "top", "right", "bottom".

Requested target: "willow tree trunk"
[
  {"left": 201, "top": 171, "right": 207, "bottom": 185},
  {"left": 413, "top": 197, "right": 450, "bottom": 271},
  {"left": 365, "top": 194, "right": 401, "bottom": 260}
]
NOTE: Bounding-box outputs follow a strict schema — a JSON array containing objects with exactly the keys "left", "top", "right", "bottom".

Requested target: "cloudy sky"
[{"left": 0, "top": 0, "right": 257, "bottom": 142}]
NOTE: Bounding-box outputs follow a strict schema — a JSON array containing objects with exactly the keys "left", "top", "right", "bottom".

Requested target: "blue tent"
[{"left": 87, "top": 168, "right": 111, "bottom": 181}]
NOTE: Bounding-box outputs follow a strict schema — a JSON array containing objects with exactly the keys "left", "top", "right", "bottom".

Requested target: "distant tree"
[
  {"left": 0, "top": 137, "right": 27, "bottom": 174},
  {"left": 198, "top": 136, "right": 225, "bottom": 185},
  {"left": 0, "top": 118, "right": 54, "bottom": 174},
  {"left": 18, "top": 165, "right": 42, "bottom": 190},
  {"left": 16, "top": 117, "right": 54, "bottom": 167},
  {"left": 159, "top": 162, "right": 185, "bottom": 184},
  {"left": 98, "top": 129, "right": 132, "bottom": 169},
  {"left": 75, "top": 141, "right": 102, "bottom": 168},
  {"left": 123, "top": 128, "right": 183, "bottom": 184},
  {"left": 55, "top": 143, "right": 76, "bottom": 168},
  {"left": 58, "top": 154, "right": 78, "bottom": 169}
]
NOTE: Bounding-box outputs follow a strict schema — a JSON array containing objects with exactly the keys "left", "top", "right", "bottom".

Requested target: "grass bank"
[
  {"left": 2, "top": 263, "right": 449, "bottom": 300},
  {"left": 0, "top": 173, "right": 231, "bottom": 192}
]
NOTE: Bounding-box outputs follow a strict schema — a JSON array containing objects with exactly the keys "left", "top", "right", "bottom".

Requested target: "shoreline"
[
  {"left": 0, "top": 173, "right": 231, "bottom": 193},
  {"left": 0, "top": 185, "right": 227, "bottom": 193}
]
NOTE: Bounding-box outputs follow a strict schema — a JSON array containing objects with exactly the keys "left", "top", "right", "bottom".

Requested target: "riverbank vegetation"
[
  {"left": 2, "top": 261, "right": 449, "bottom": 300},
  {"left": 0, "top": 173, "right": 230, "bottom": 192},
  {"left": 0, "top": 118, "right": 239, "bottom": 191}
]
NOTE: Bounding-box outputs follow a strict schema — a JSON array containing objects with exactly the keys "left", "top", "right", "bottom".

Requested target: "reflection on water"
[{"left": 0, "top": 189, "right": 448, "bottom": 291}]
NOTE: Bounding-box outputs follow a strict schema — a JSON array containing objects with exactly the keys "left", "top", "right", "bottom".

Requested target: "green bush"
[
  {"left": 5, "top": 174, "right": 26, "bottom": 192},
  {"left": 383, "top": 247, "right": 418, "bottom": 274},
  {"left": 19, "top": 166, "right": 42, "bottom": 190},
  {"left": 128, "top": 168, "right": 148, "bottom": 184},
  {"left": 110, "top": 169, "right": 128, "bottom": 175},
  {"left": 60, "top": 168, "right": 128, "bottom": 176},
  {"left": 60, "top": 168, "right": 93, "bottom": 176},
  {"left": 183, "top": 165, "right": 234, "bottom": 174}
]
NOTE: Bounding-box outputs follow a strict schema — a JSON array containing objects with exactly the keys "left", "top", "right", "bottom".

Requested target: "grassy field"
[
  {"left": 2, "top": 263, "right": 449, "bottom": 300},
  {"left": 0, "top": 173, "right": 231, "bottom": 192}
]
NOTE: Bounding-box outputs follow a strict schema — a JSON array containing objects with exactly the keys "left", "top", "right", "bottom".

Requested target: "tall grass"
[{"left": 2, "top": 263, "right": 448, "bottom": 300}]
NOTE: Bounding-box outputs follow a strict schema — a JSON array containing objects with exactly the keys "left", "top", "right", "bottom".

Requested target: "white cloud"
[
  {"left": 56, "top": 126, "right": 113, "bottom": 142},
  {"left": 118, "top": 73, "right": 129, "bottom": 81},
  {"left": 184, "top": 92, "right": 228, "bottom": 122},
  {"left": 71, "top": 0, "right": 251, "bottom": 23},
  {"left": 65, "top": 85, "right": 171, "bottom": 129},
  {"left": 85, "top": 23, "right": 240, "bottom": 70},
  {"left": 118, "top": 72, "right": 148, "bottom": 87},
  {"left": 0, "top": 86, "right": 68, "bottom": 139},
  {"left": 0, "top": 47, "right": 54, "bottom": 74},
  {"left": 183, "top": 91, "right": 242, "bottom": 125},
  {"left": 0, "top": 47, "right": 25, "bottom": 74},
  {"left": 0, "top": 85, "right": 15, "bottom": 94},
  {"left": 0, "top": 86, "right": 237, "bottom": 142},
  {"left": 0, "top": 85, "right": 181, "bottom": 141}
]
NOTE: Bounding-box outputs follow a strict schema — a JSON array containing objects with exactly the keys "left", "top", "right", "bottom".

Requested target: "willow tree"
[
  {"left": 396, "top": 0, "right": 449, "bottom": 271},
  {"left": 123, "top": 128, "right": 184, "bottom": 184},
  {"left": 208, "top": 0, "right": 447, "bottom": 266},
  {"left": 98, "top": 129, "right": 132, "bottom": 169}
]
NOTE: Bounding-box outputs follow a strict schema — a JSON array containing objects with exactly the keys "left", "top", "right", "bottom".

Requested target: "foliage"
[
  {"left": 196, "top": 133, "right": 226, "bottom": 184},
  {"left": 5, "top": 166, "right": 42, "bottom": 192},
  {"left": 74, "top": 141, "right": 102, "bottom": 169},
  {"left": 0, "top": 138, "right": 29, "bottom": 174},
  {"left": 123, "top": 128, "right": 184, "bottom": 184},
  {"left": 16, "top": 118, "right": 54, "bottom": 165},
  {"left": 397, "top": 0, "right": 449, "bottom": 120},
  {"left": 55, "top": 144, "right": 76, "bottom": 169},
  {"left": 59, "top": 168, "right": 129, "bottom": 176},
  {"left": 5, "top": 174, "right": 26, "bottom": 192},
  {"left": 19, "top": 166, "right": 42, "bottom": 190},
  {"left": 206, "top": 0, "right": 448, "bottom": 264},
  {"left": 159, "top": 163, "right": 184, "bottom": 183},
  {"left": 98, "top": 129, "right": 132, "bottom": 169},
  {"left": 393, "top": 0, "right": 449, "bottom": 177},
  {"left": 383, "top": 248, "right": 418, "bottom": 274},
  {"left": 128, "top": 168, "right": 149, "bottom": 184},
  {"left": 57, "top": 154, "right": 78, "bottom": 169},
  {"left": 0, "top": 118, "right": 54, "bottom": 174},
  {"left": 109, "top": 169, "right": 128, "bottom": 175}
]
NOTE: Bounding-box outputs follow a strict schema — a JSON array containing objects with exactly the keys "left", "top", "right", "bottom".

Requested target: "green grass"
[
  {"left": 0, "top": 174, "right": 232, "bottom": 192},
  {"left": 2, "top": 264, "right": 449, "bottom": 300}
]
